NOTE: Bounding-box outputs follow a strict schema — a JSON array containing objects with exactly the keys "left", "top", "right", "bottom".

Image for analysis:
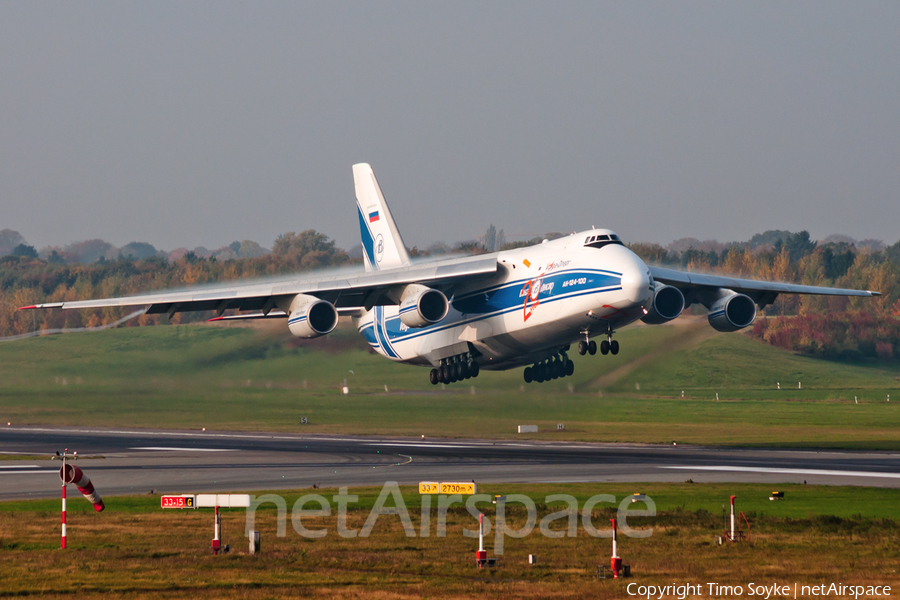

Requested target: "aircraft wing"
[
  {"left": 20, "top": 254, "right": 498, "bottom": 317},
  {"left": 649, "top": 265, "right": 881, "bottom": 307}
]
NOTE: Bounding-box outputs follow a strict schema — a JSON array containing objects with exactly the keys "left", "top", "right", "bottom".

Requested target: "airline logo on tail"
[
  {"left": 353, "top": 163, "right": 411, "bottom": 273},
  {"left": 375, "top": 235, "right": 385, "bottom": 263}
]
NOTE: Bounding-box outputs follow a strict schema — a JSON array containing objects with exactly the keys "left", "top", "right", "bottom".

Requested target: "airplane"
[{"left": 21, "top": 163, "right": 881, "bottom": 385}]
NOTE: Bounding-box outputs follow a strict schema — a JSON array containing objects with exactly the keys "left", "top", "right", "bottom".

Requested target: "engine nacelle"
[
  {"left": 398, "top": 285, "right": 449, "bottom": 328},
  {"left": 707, "top": 292, "right": 757, "bottom": 332},
  {"left": 641, "top": 284, "right": 685, "bottom": 324},
  {"left": 282, "top": 294, "right": 338, "bottom": 338}
]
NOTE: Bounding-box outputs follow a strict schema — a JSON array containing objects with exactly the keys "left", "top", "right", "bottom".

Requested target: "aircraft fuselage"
[{"left": 354, "top": 229, "right": 653, "bottom": 370}]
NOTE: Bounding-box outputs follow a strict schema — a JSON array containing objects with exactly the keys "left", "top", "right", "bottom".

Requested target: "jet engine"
[
  {"left": 707, "top": 292, "right": 757, "bottom": 332},
  {"left": 641, "top": 284, "right": 686, "bottom": 325},
  {"left": 398, "top": 285, "right": 449, "bottom": 328},
  {"left": 281, "top": 294, "right": 338, "bottom": 338}
]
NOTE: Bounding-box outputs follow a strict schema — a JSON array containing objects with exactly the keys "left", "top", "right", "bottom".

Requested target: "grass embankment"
[
  {"left": 1, "top": 320, "right": 898, "bottom": 447},
  {"left": 1, "top": 482, "right": 898, "bottom": 598}
]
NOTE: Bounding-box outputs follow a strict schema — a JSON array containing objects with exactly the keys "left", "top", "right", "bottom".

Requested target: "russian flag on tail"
[{"left": 368, "top": 211, "right": 380, "bottom": 223}]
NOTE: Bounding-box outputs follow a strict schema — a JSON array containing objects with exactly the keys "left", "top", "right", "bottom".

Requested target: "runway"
[{"left": 2, "top": 426, "right": 900, "bottom": 501}]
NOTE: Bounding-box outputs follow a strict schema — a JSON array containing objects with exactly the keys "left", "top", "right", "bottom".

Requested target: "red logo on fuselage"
[{"left": 522, "top": 277, "right": 543, "bottom": 322}]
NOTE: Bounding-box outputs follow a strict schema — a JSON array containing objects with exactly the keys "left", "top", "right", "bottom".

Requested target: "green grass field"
[
  {"left": 1, "top": 319, "right": 898, "bottom": 447},
  {"left": 2, "top": 482, "right": 898, "bottom": 599},
  {"left": 2, "top": 481, "right": 898, "bottom": 520}
]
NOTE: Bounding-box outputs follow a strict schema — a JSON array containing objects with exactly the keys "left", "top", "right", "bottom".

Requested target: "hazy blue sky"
[{"left": 1, "top": 2, "right": 898, "bottom": 252}]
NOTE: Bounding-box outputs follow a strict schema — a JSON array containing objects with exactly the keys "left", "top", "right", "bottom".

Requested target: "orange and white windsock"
[{"left": 60, "top": 465, "right": 104, "bottom": 512}]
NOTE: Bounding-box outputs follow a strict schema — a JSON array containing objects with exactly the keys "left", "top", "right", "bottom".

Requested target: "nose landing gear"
[{"left": 577, "top": 330, "right": 619, "bottom": 356}]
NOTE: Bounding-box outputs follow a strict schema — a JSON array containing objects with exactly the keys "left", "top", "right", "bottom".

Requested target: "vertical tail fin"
[{"left": 353, "top": 163, "right": 411, "bottom": 272}]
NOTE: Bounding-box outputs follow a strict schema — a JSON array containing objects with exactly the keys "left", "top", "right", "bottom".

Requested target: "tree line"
[{"left": 1, "top": 227, "right": 898, "bottom": 361}]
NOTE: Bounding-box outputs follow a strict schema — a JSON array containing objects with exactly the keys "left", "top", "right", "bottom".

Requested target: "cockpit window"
[{"left": 584, "top": 233, "right": 624, "bottom": 249}]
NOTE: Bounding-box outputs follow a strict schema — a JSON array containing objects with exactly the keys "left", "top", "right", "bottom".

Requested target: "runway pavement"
[{"left": 2, "top": 426, "right": 900, "bottom": 501}]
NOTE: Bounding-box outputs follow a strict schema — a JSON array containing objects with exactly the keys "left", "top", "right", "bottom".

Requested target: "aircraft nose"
[{"left": 620, "top": 257, "right": 652, "bottom": 307}]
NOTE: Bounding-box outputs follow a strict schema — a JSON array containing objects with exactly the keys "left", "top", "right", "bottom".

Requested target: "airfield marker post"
[
  {"left": 730, "top": 495, "right": 736, "bottom": 541},
  {"left": 212, "top": 505, "right": 221, "bottom": 555},
  {"left": 610, "top": 518, "right": 621, "bottom": 578},
  {"left": 476, "top": 513, "right": 487, "bottom": 567}
]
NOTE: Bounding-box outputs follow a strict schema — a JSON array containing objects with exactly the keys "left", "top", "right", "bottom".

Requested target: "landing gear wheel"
[
  {"left": 534, "top": 364, "right": 544, "bottom": 383},
  {"left": 555, "top": 360, "right": 565, "bottom": 379},
  {"left": 610, "top": 340, "right": 619, "bottom": 355},
  {"left": 429, "top": 369, "right": 439, "bottom": 385},
  {"left": 600, "top": 340, "right": 610, "bottom": 355},
  {"left": 461, "top": 364, "right": 471, "bottom": 379},
  {"left": 588, "top": 340, "right": 597, "bottom": 356},
  {"left": 440, "top": 365, "right": 450, "bottom": 384},
  {"left": 523, "top": 367, "right": 533, "bottom": 383},
  {"left": 565, "top": 359, "right": 575, "bottom": 376},
  {"left": 578, "top": 341, "right": 588, "bottom": 356},
  {"left": 469, "top": 362, "right": 480, "bottom": 378},
  {"left": 455, "top": 363, "right": 465, "bottom": 381}
]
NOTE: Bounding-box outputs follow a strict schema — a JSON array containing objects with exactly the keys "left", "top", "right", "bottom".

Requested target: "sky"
[{"left": 1, "top": 2, "right": 898, "bottom": 253}]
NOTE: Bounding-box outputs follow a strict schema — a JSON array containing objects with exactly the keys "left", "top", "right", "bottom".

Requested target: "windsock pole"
[
  {"left": 55, "top": 448, "right": 104, "bottom": 550},
  {"left": 61, "top": 478, "right": 67, "bottom": 549}
]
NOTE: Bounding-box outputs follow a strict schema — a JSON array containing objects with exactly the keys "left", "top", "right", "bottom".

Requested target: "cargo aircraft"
[{"left": 22, "top": 164, "right": 880, "bottom": 385}]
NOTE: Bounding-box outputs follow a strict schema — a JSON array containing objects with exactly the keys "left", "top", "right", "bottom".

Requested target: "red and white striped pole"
[{"left": 61, "top": 477, "right": 67, "bottom": 549}]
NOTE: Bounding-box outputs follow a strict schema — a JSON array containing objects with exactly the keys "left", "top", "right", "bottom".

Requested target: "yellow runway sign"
[
  {"left": 418, "top": 482, "right": 477, "bottom": 495},
  {"left": 440, "top": 482, "right": 477, "bottom": 495},
  {"left": 418, "top": 482, "right": 440, "bottom": 494}
]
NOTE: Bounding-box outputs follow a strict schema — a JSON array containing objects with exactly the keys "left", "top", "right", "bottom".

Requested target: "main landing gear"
[
  {"left": 430, "top": 353, "right": 480, "bottom": 385},
  {"left": 577, "top": 331, "right": 619, "bottom": 356},
  {"left": 523, "top": 352, "right": 575, "bottom": 384}
]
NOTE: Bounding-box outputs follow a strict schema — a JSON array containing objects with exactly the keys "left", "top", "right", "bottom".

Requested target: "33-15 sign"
[{"left": 161, "top": 495, "right": 195, "bottom": 509}]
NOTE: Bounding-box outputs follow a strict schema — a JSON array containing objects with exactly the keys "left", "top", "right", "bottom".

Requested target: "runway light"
[
  {"left": 202, "top": 428, "right": 206, "bottom": 432},
  {"left": 421, "top": 435, "right": 425, "bottom": 439}
]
